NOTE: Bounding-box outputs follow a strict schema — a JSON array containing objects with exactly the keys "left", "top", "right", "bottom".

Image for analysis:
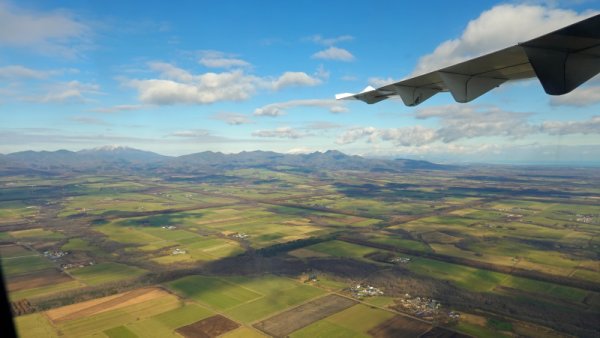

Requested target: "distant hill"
[{"left": 0, "top": 146, "right": 452, "bottom": 175}]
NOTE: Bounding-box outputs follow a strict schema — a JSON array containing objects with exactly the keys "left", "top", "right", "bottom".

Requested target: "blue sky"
[{"left": 1, "top": 0, "right": 599, "bottom": 164}]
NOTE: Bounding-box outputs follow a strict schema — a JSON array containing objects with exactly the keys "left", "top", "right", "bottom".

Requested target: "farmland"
[{"left": 1, "top": 157, "right": 599, "bottom": 337}]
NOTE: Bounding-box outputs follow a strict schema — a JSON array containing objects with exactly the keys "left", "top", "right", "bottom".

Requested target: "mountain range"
[{"left": 0, "top": 146, "right": 451, "bottom": 175}]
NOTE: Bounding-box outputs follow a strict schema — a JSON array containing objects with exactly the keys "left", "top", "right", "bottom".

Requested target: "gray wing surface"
[{"left": 336, "top": 14, "right": 600, "bottom": 106}]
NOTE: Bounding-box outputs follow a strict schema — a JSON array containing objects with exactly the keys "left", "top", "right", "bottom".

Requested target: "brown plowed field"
[
  {"left": 368, "top": 315, "right": 431, "bottom": 338},
  {"left": 176, "top": 315, "right": 240, "bottom": 338},
  {"left": 7, "top": 268, "right": 72, "bottom": 291},
  {"left": 254, "top": 294, "right": 357, "bottom": 337},
  {"left": 46, "top": 287, "right": 169, "bottom": 322}
]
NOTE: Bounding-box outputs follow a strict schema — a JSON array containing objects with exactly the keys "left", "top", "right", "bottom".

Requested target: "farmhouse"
[
  {"left": 350, "top": 283, "right": 384, "bottom": 298},
  {"left": 43, "top": 250, "right": 68, "bottom": 259},
  {"left": 231, "top": 232, "right": 249, "bottom": 239},
  {"left": 389, "top": 256, "right": 411, "bottom": 264},
  {"left": 172, "top": 248, "right": 187, "bottom": 255}
]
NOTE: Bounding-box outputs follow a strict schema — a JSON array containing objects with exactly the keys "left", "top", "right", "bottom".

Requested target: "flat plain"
[{"left": 1, "top": 162, "right": 599, "bottom": 337}]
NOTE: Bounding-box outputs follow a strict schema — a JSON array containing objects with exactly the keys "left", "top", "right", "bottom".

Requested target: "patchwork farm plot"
[{"left": 2, "top": 165, "right": 599, "bottom": 337}]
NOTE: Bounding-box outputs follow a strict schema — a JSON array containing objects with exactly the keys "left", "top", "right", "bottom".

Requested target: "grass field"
[
  {"left": 306, "top": 240, "right": 379, "bottom": 260},
  {"left": 9, "top": 280, "right": 85, "bottom": 302},
  {"left": 9, "top": 228, "right": 64, "bottom": 239},
  {"left": 14, "top": 313, "right": 57, "bottom": 338},
  {"left": 166, "top": 275, "right": 262, "bottom": 310},
  {"left": 166, "top": 274, "right": 327, "bottom": 324},
  {"left": 69, "top": 262, "right": 147, "bottom": 286},
  {"left": 1, "top": 255, "right": 54, "bottom": 276}
]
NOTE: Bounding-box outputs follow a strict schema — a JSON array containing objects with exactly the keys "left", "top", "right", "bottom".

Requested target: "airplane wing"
[{"left": 337, "top": 14, "right": 600, "bottom": 106}]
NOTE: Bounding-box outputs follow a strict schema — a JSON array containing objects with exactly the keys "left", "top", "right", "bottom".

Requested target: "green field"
[
  {"left": 166, "top": 275, "right": 262, "bottom": 310},
  {"left": 1, "top": 255, "right": 54, "bottom": 276},
  {"left": 306, "top": 240, "right": 379, "bottom": 260},
  {"left": 69, "top": 262, "right": 147, "bottom": 286},
  {"left": 166, "top": 274, "right": 327, "bottom": 324}
]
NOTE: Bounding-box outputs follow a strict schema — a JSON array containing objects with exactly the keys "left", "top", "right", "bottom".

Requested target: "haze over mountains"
[{"left": 0, "top": 146, "right": 449, "bottom": 174}]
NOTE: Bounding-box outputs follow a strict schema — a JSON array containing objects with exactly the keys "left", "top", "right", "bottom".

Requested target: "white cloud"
[
  {"left": 254, "top": 99, "right": 348, "bottom": 117},
  {"left": 0, "top": 65, "right": 54, "bottom": 79},
  {"left": 198, "top": 50, "right": 251, "bottom": 69},
  {"left": 89, "top": 104, "right": 144, "bottom": 113},
  {"left": 542, "top": 116, "right": 600, "bottom": 135},
  {"left": 306, "top": 34, "right": 353, "bottom": 46},
  {"left": 412, "top": 4, "right": 597, "bottom": 75},
  {"left": 29, "top": 81, "right": 100, "bottom": 103},
  {"left": 171, "top": 129, "right": 211, "bottom": 137},
  {"left": 286, "top": 147, "right": 315, "bottom": 154},
  {"left": 252, "top": 127, "right": 310, "bottom": 139},
  {"left": 416, "top": 105, "right": 535, "bottom": 142},
  {"left": 550, "top": 86, "right": 600, "bottom": 107},
  {"left": 336, "top": 127, "right": 377, "bottom": 145},
  {"left": 312, "top": 47, "right": 355, "bottom": 61},
  {"left": 212, "top": 112, "right": 253, "bottom": 125},
  {"left": 378, "top": 126, "right": 439, "bottom": 146},
  {"left": 337, "top": 105, "right": 600, "bottom": 147},
  {"left": 336, "top": 126, "right": 437, "bottom": 146},
  {"left": 368, "top": 77, "right": 399, "bottom": 88},
  {"left": 0, "top": 1, "right": 91, "bottom": 58},
  {"left": 314, "top": 64, "right": 330, "bottom": 80},
  {"left": 270, "top": 71, "right": 321, "bottom": 90},
  {"left": 126, "top": 63, "right": 321, "bottom": 105}
]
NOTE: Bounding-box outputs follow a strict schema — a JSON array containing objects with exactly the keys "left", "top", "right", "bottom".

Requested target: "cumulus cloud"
[
  {"left": 252, "top": 127, "right": 310, "bottom": 139},
  {"left": 270, "top": 71, "right": 321, "bottom": 90},
  {"left": 312, "top": 47, "right": 355, "bottom": 61},
  {"left": 0, "top": 1, "right": 91, "bottom": 58},
  {"left": 336, "top": 126, "right": 437, "bottom": 146},
  {"left": 412, "top": 4, "right": 597, "bottom": 75},
  {"left": 198, "top": 50, "right": 251, "bottom": 69},
  {"left": 336, "top": 126, "right": 378, "bottom": 144},
  {"left": 211, "top": 112, "right": 253, "bottom": 125},
  {"left": 368, "top": 77, "right": 400, "bottom": 88},
  {"left": 416, "top": 105, "right": 535, "bottom": 142},
  {"left": 306, "top": 34, "right": 353, "bottom": 46},
  {"left": 550, "top": 86, "right": 600, "bottom": 107},
  {"left": 337, "top": 105, "right": 600, "bottom": 147},
  {"left": 126, "top": 62, "right": 321, "bottom": 105},
  {"left": 254, "top": 99, "right": 348, "bottom": 117}
]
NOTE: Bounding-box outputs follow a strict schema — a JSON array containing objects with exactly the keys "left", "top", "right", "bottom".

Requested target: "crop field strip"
[{"left": 338, "top": 237, "right": 600, "bottom": 292}]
